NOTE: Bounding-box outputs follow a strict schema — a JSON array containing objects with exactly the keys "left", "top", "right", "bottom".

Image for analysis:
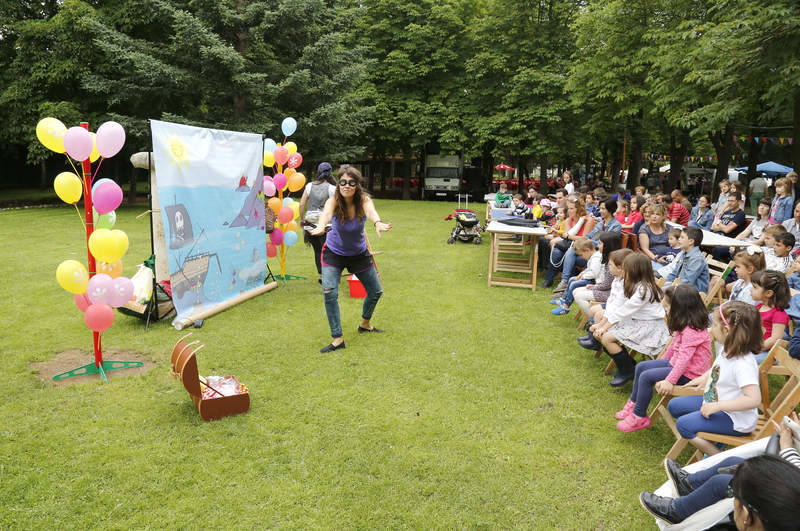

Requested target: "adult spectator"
[
  {"left": 543, "top": 197, "right": 596, "bottom": 288},
  {"left": 550, "top": 198, "right": 621, "bottom": 294},
  {"left": 782, "top": 201, "right": 800, "bottom": 256},
  {"left": 710, "top": 192, "right": 747, "bottom": 261},
  {"left": 789, "top": 171, "right": 799, "bottom": 203},
  {"left": 299, "top": 162, "right": 337, "bottom": 281},
  {"left": 665, "top": 195, "right": 690, "bottom": 226},
  {"left": 736, "top": 198, "right": 770, "bottom": 243},
  {"left": 638, "top": 204, "right": 673, "bottom": 269},
  {"left": 730, "top": 181, "right": 747, "bottom": 212},
  {"left": 688, "top": 194, "right": 714, "bottom": 230},
  {"left": 748, "top": 173, "right": 768, "bottom": 214},
  {"left": 632, "top": 203, "right": 651, "bottom": 235},
  {"left": 672, "top": 189, "right": 693, "bottom": 212},
  {"left": 554, "top": 188, "right": 568, "bottom": 210}
]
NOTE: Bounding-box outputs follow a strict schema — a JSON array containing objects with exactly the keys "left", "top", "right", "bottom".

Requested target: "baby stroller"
[{"left": 445, "top": 209, "right": 483, "bottom": 245}]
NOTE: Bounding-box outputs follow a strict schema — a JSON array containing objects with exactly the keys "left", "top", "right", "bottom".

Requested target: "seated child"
[
  {"left": 764, "top": 232, "right": 795, "bottom": 274},
  {"left": 574, "top": 247, "right": 631, "bottom": 319},
  {"left": 551, "top": 233, "right": 621, "bottom": 315},
  {"left": 750, "top": 270, "right": 790, "bottom": 364},
  {"left": 655, "top": 228, "right": 683, "bottom": 278},
  {"left": 544, "top": 207, "right": 567, "bottom": 242},
  {"left": 667, "top": 301, "right": 762, "bottom": 457},
  {"left": 495, "top": 183, "right": 511, "bottom": 208},
  {"left": 529, "top": 194, "right": 544, "bottom": 220},
  {"left": 585, "top": 253, "right": 671, "bottom": 387},
  {"left": 616, "top": 284, "right": 712, "bottom": 432},
  {"left": 664, "top": 227, "right": 710, "bottom": 293},
  {"left": 508, "top": 193, "right": 530, "bottom": 217},
  {"left": 725, "top": 247, "right": 766, "bottom": 305}
]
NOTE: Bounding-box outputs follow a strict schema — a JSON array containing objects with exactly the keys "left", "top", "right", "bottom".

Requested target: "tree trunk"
[
  {"left": 600, "top": 146, "right": 608, "bottom": 184},
  {"left": 539, "top": 157, "right": 549, "bottom": 195},
  {"left": 668, "top": 132, "right": 687, "bottom": 193},
  {"left": 708, "top": 125, "right": 734, "bottom": 191},
  {"left": 232, "top": 0, "right": 249, "bottom": 120},
  {"left": 627, "top": 135, "right": 642, "bottom": 189},
  {"left": 746, "top": 128, "right": 760, "bottom": 188},
  {"left": 610, "top": 157, "right": 622, "bottom": 189},
  {"left": 793, "top": 89, "right": 800, "bottom": 173},
  {"left": 39, "top": 159, "right": 48, "bottom": 189},
  {"left": 584, "top": 149, "right": 591, "bottom": 185}
]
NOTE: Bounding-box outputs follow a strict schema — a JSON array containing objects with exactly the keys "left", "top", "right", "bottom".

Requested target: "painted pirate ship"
[{"left": 165, "top": 202, "right": 221, "bottom": 300}]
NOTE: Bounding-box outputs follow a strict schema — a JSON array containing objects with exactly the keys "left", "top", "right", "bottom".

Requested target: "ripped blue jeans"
[{"left": 322, "top": 264, "right": 383, "bottom": 338}]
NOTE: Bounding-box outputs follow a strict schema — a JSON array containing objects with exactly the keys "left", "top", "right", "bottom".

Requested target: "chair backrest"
[
  {"left": 702, "top": 257, "right": 733, "bottom": 307},
  {"left": 759, "top": 342, "right": 800, "bottom": 419}
]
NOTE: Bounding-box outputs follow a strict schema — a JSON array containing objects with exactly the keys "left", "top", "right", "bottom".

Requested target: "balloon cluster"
[
  {"left": 38, "top": 117, "right": 132, "bottom": 333},
  {"left": 261, "top": 117, "right": 305, "bottom": 270}
]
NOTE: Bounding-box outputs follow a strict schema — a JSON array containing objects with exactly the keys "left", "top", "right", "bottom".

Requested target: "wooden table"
[{"left": 486, "top": 220, "right": 548, "bottom": 290}]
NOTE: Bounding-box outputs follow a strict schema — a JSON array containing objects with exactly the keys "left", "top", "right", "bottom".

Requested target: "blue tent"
[{"left": 734, "top": 161, "right": 794, "bottom": 176}]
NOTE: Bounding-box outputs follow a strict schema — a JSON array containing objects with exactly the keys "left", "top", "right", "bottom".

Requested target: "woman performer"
[{"left": 310, "top": 165, "right": 392, "bottom": 353}]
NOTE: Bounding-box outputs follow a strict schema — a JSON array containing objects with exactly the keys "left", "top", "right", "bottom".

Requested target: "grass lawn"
[{"left": 0, "top": 200, "right": 679, "bottom": 528}]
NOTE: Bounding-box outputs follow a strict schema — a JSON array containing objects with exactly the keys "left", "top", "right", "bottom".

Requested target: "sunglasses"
[{"left": 339, "top": 179, "right": 358, "bottom": 187}]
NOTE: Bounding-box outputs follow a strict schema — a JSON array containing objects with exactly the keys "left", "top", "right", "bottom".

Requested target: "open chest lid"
[{"left": 174, "top": 348, "right": 202, "bottom": 397}]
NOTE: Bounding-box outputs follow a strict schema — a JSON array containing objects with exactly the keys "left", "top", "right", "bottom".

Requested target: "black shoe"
[
  {"left": 320, "top": 341, "right": 346, "bottom": 353},
  {"left": 578, "top": 332, "right": 593, "bottom": 343},
  {"left": 583, "top": 318, "right": 594, "bottom": 332},
  {"left": 639, "top": 491, "right": 681, "bottom": 525},
  {"left": 358, "top": 326, "right": 385, "bottom": 334},
  {"left": 578, "top": 335, "right": 601, "bottom": 350},
  {"left": 609, "top": 351, "right": 636, "bottom": 387},
  {"left": 664, "top": 459, "right": 694, "bottom": 497},
  {"left": 540, "top": 280, "right": 553, "bottom": 288}
]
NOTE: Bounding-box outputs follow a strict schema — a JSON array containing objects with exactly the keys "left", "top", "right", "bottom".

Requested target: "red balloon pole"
[{"left": 80, "top": 122, "right": 102, "bottom": 368}]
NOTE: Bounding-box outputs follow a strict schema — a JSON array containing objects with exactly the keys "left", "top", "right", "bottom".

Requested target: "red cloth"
[{"left": 668, "top": 202, "right": 690, "bottom": 226}]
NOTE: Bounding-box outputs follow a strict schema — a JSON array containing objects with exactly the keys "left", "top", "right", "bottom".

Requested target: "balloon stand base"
[
  {"left": 52, "top": 360, "right": 145, "bottom": 384},
  {"left": 275, "top": 274, "right": 306, "bottom": 285}
]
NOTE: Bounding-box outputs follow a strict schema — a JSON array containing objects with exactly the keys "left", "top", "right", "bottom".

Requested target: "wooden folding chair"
[
  {"left": 663, "top": 342, "right": 800, "bottom": 465},
  {"left": 703, "top": 257, "right": 734, "bottom": 308}
]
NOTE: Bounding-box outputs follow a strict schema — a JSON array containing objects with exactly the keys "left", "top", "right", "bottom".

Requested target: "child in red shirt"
[{"left": 751, "top": 270, "right": 791, "bottom": 364}]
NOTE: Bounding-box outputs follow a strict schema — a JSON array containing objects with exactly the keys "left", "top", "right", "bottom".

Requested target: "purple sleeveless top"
[{"left": 326, "top": 215, "right": 367, "bottom": 256}]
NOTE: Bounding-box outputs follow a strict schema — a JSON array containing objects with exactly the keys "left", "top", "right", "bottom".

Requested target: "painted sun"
[{"left": 167, "top": 135, "right": 190, "bottom": 170}]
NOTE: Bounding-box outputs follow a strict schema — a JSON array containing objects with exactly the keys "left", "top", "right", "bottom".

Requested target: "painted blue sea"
[{"left": 159, "top": 183, "right": 267, "bottom": 320}]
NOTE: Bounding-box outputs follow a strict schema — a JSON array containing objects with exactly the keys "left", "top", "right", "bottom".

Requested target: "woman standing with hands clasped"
[{"left": 309, "top": 165, "right": 392, "bottom": 353}]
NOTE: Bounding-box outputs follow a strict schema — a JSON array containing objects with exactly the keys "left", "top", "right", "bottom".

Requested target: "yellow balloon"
[
  {"left": 291, "top": 202, "right": 300, "bottom": 220},
  {"left": 89, "top": 132, "right": 101, "bottom": 163},
  {"left": 284, "top": 168, "right": 296, "bottom": 178},
  {"left": 263, "top": 151, "right": 275, "bottom": 167},
  {"left": 288, "top": 172, "right": 306, "bottom": 193},
  {"left": 286, "top": 220, "right": 298, "bottom": 232},
  {"left": 36, "top": 117, "right": 67, "bottom": 153},
  {"left": 53, "top": 172, "right": 83, "bottom": 204},
  {"left": 56, "top": 260, "right": 89, "bottom": 294},
  {"left": 97, "top": 259, "right": 123, "bottom": 279},
  {"left": 89, "top": 229, "right": 127, "bottom": 263},
  {"left": 111, "top": 229, "right": 129, "bottom": 261},
  {"left": 285, "top": 142, "right": 297, "bottom": 155}
]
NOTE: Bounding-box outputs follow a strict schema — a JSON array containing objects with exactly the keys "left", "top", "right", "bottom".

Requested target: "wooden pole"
[
  {"left": 80, "top": 122, "right": 103, "bottom": 368},
  {"left": 173, "top": 281, "right": 279, "bottom": 330}
]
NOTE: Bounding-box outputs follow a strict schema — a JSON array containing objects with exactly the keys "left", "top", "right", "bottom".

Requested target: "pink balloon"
[
  {"left": 269, "top": 227, "right": 284, "bottom": 245},
  {"left": 273, "top": 146, "right": 289, "bottom": 166},
  {"left": 273, "top": 173, "right": 287, "bottom": 191},
  {"left": 74, "top": 293, "right": 90, "bottom": 312},
  {"left": 93, "top": 181, "right": 123, "bottom": 215},
  {"left": 263, "top": 177, "right": 276, "bottom": 197},
  {"left": 95, "top": 121, "right": 126, "bottom": 158},
  {"left": 287, "top": 152, "right": 303, "bottom": 169},
  {"left": 278, "top": 206, "right": 293, "bottom": 224},
  {"left": 63, "top": 126, "right": 93, "bottom": 161},
  {"left": 84, "top": 303, "right": 114, "bottom": 332},
  {"left": 108, "top": 277, "right": 134, "bottom": 308},
  {"left": 87, "top": 273, "right": 114, "bottom": 304}
]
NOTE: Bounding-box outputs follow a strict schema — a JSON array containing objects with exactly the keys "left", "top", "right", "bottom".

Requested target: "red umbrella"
[{"left": 495, "top": 163, "right": 515, "bottom": 171}]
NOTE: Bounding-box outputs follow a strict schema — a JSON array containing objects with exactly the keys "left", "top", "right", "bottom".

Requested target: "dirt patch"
[{"left": 31, "top": 349, "right": 157, "bottom": 386}]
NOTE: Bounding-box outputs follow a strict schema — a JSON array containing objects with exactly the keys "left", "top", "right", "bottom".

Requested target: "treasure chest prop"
[{"left": 170, "top": 333, "right": 250, "bottom": 421}]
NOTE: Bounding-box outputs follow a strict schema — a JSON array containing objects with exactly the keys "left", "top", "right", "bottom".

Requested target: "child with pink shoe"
[{"left": 616, "top": 284, "right": 712, "bottom": 432}]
